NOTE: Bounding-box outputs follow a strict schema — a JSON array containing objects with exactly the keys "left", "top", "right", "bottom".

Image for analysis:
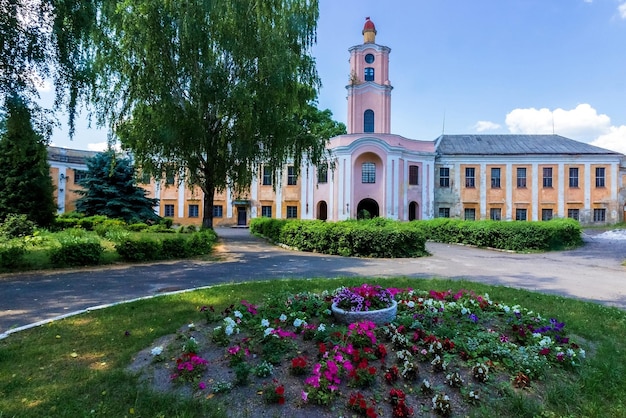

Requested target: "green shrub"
[
  {"left": 148, "top": 224, "right": 175, "bottom": 233},
  {"left": 127, "top": 222, "right": 149, "bottom": 232},
  {"left": 94, "top": 219, "right": 127, "bottom": 237},
  {"left": 411, "top": 218, "right": 582, "bottom": 251},
  {"left": 52, "top": 217, "right": 81, "bottom": 231},
  {"left": 271, "top": 219, "right": 427, "bottom": 258},
  {"left": 49, "top": 239, "right": 103, "bottom": 267},
  {"left": 185, "top": 230, "right": 217, "bottom": 256},
  {"left": 116, "top": 238, "right": 162, "bottom": 262},
  {"left": 161, "top": 218, "right": 174, "bottom": 228},
  {"left": 0, "top": 214, "right": 35, "bottom": 238},
  {"left": 0, "top": 241, "right": 27, "bottom": 269},
  {"left": 161, "top": 236, "right": 188, "bottom": 259}
]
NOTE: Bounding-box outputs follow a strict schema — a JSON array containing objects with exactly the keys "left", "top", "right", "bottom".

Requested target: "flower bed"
[{"left": 133, "top": 286, "right": 586, "bottom": 417}]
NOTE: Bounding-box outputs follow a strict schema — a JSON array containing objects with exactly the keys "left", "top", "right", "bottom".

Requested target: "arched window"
[
  {"left": 364, "top": 67, "right": 374, "bottom": 81},
  {"left": 362, "top": 162, "right": 376, "bottom": 183},
  {"left": 364, "top": 109, "right": 374, "bottom": 133}
]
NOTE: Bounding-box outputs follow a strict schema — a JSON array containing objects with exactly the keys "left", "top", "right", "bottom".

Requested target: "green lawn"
[{"left": 1, "top": 277, "right": 625, "bottom": 417}]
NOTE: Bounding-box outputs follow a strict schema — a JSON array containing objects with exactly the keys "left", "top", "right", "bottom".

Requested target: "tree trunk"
[{"left": 202, "top": 184, "right": 215, "bottom": 230}]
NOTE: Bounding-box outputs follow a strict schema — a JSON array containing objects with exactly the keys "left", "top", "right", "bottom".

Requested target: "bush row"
[
  {"left": 251, "top": 218, "right": 427, "bottom": 258},
  {"left": 413, "top": 218, "right": 582, "bottom": 251},
  {"left": 115, "top": 230, "right": 217, "bottom": 262},
  {"left": 0, "top": 229, "right": 218, "bottom": 270},
  {"left": 251, "top": 217, "right": 582, "bottom": 257}
]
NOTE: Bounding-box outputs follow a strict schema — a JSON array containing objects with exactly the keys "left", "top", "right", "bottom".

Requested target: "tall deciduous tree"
[
  {"left": 75, "top": 151, "right": 160, "bottom": 223},
  {"left": 91, "top": 0, "right": 328, "bottom": 229},
  {"left": 0, "top": 94, "right": 56, "bottom": 226}
]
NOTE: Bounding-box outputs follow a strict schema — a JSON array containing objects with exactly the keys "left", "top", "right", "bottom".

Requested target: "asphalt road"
[{"left": 1, "top": 227, "right": 624, "bottom": 335}]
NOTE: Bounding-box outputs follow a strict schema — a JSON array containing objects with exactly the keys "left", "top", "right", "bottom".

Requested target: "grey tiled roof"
[
  {"left": 47, "top": 146, "right": 98, "bottom": 165},
  {"left": 436, "top": 134, "right": 621, "bottom": 156}
]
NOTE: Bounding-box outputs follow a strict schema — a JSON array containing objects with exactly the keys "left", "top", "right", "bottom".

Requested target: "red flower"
[
  {"left": 539, "top": 348, "right": 550, "bottom": 355},
  {"left": 275, "top": 385, "right": 285, "bottom": 396}
]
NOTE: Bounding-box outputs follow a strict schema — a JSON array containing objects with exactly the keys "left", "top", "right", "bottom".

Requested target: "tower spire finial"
[{"left": 362, "top": 17, "right": 377, "bottom": 43}]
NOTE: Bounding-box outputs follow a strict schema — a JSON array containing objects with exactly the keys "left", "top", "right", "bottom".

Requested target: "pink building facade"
[{"left": 300, "top": 18, "right": 437, "bottom": 221}]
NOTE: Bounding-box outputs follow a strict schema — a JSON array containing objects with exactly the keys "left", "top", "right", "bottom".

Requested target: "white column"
[
  {"left": 558, "top": 163, "right": 565, "bottom": 218},
  {"left": 226, "top": 186, "right": 233, "bottom": 219},
  {"left": 584, "top": 163, "right": 591, "bottom": 215},
  {"left": 479, "top": 163, "right": 487, "bottom": 219},
  {"left": 329, "top": 164, "right": 335, "bottom": 220},
  {"left": 177, "top": 179, "right": 185, "bottom": 218},
  {"left": 506, "top": 163, "right": 513, "bottom": 220},
  {"left": 402, "top": 161, "right": 409, "bottom": 220},
  {"left": 532, "top": 163, "right": 539, "bottom": 221},
  {"left": 57, "top": 167, "right": 67, "bottom": 214},
  {"left": 275, "top": 169, "right": 283, "bottom": 219},
  {"left": 250, "top": 171, "right": 258, "bottom": 220},
  {"left": 422, "top": 162, "right": 435, "bottom": 219},
  {"left": 154, "top": 181, "right": 161, "bottom": 216}
]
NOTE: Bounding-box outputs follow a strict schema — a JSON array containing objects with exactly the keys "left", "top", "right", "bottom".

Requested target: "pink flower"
[
  {"left": 301, "top": 391, "right": 309, "bottom": 402},
  {"left": 198, "top": 381, "right": 206, "bottom": 390},
  {"left": 305, "top": 375, "right": 320, "bottom": 388}
]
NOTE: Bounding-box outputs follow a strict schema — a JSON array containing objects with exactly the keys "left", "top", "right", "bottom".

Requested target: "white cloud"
[
  {"left": 504, "top": 104, "right": 625, "bottom": 154},
  {"left": 473, "top": 120, "right": 501, "bottom": 132},
  {"left": 592, "top": 126, "right": 626, "bottom": 154},
  {"left": 505, "top": 104, "right": 612, "bottom": 141},
  {"left": 87, "top": 142, "right": 109, "bottom": 152},
  {"left": 619, "top": 2, "right": 626, "bottom": 19}
]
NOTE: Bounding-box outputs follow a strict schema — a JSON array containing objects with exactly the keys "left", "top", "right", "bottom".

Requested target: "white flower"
[
  {"left": 225, "top": 325, "right": 234, "bottom": 336},
  {"left": 461, "top": 307, "right": 469, "bottom": 315},
  {"left": 567, "top": 348, "right": 575, "bottom": 357},
  {"left": 539, "top": 336, "right": 552, "bottom": 346},
  {"left": 503, "top": 305, "right": 511, "bottom": 313},
  {"left": 317, "top": 323, "right": 326, "bottom": 332},
  {"left": 187, "top": 323, "right": 195, "bottom": 329},
  {"left": 151, "top": 346, "right": 163, "bottom": 356},
  {"left": 234, "top": 310, "right": 243, "bottom": 319},
  {"left": 407, "top": 301, "right": 415, "bottom": 308},
  {"left": 279, "top": 314, "right": 287, "bottom": 322},
  {"left": 224, "top": 317, "right": 236, "bottom": 327},
  {"left": 264, "top": 327, "right": 275, "bottom": 337},
  {"left": 261, "top": 318, "right": 269, "bottom": 327},
  {"left": 579, "top": 348, "right": 586, "bottom": 359},
  {"left": 293, "top": 318, "right": 305, "bottom": 328},
  {"left": 532, "top": 332, "right": 542, "bottom": 339}
]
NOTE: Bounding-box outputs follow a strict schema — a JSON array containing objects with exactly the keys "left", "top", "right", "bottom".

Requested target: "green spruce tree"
[
  {"left": 75, "top": 150, "right": 160, "bottom": 223},
  {"left": 0, "top": 95, "right": 56, "bottom": 227}
]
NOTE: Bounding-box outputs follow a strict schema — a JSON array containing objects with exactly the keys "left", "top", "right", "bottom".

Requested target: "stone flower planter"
[{"left": 331, "top": 300, "right": 398, "bottom": 326}]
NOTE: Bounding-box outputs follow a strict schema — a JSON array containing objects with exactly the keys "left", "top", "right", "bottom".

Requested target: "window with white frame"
[
  {"left": 287, "top": 166, "right": 297, "bottom": 185},
  {"left": 362, "top": 162, "right": 376, "bottom": 183},
  {"left": 286, "top": 205, "right": 298, "bottom": 219}
]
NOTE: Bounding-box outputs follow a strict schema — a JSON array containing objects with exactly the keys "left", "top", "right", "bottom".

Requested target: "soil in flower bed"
[{"left": 127, "top": 289, "right": 586, "bottom": 417}]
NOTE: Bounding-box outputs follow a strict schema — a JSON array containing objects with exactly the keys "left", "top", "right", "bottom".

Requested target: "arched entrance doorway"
[
  {"left": 357, "top": 198, "right": 379, "bottom": 219},
  {"left": 317, "top": 201, "right": 328, "bottom": 221},
  {"left": 409, "top": 201, "right": 419, "bottom": 221}
]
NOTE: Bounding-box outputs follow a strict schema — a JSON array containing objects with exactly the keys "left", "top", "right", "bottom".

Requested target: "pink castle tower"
[{"left": 346, "top": 17, "right": 393, "bottom": 134}]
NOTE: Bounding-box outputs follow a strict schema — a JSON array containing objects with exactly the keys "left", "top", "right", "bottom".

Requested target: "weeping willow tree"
[{"left": 85, "top": 0, "right": 328, "bottom": 229}]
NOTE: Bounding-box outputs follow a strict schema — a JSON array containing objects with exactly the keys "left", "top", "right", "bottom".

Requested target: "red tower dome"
[{"left": 362, "top": 17, "right": 377, "bottom": 43}]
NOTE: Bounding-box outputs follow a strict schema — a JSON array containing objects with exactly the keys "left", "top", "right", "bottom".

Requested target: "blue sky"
[{"left": 45, "top": 0, "right": 626, "bottom": 154}]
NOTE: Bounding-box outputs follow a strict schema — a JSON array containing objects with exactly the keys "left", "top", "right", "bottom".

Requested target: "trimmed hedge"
[
  {"left": 251, "top": 217, "right": 582, "bottom": 257},
  {"left": 412, "top": 218, "right": 582, "bottom": 251},
  {"left": 0, "top": 242, "right": 27, "bottom": 269},
  {"left": 251, "top": 218, "right": 427, "bottom": 258},
  {"left": 115, "top": 230, "right": 218, "bottom": 262},
  {"left": 49, "top": 241, "right": 104, "bottom": 267}
]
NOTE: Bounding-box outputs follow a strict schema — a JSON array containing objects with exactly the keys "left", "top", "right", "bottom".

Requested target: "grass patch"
[{"left": 1, "top": 278, "right": 625, "bottom": 417}]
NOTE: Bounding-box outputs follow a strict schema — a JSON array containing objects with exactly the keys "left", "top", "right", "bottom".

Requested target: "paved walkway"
[{"left": 1, "top": 227, "right": 624, "bottom": 335}]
